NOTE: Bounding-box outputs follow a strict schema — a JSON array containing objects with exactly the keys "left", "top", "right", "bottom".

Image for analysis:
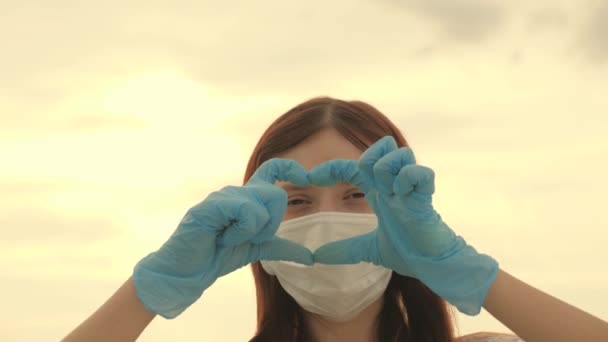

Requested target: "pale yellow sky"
[{"left": 1, "top": 1, "right": 608, "bottom": 341}]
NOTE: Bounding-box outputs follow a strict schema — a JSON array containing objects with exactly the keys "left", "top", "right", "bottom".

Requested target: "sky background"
[{"left": 1, "top": 0, "right": 607, "bottom": 341}]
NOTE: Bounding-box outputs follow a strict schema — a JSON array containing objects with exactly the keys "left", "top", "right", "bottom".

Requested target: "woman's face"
[{"left": 276, "top": 128, "right": 373, "bottom": 221}]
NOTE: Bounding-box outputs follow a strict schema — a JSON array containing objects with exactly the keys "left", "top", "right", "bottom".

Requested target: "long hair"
[{"left": 243, "top": 96, "right": 457, "bottom": 342}]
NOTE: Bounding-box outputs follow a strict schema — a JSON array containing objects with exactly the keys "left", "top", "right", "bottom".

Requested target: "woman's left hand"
[{"left": 310, "top": 136, "right": 499, "bottom": 315}]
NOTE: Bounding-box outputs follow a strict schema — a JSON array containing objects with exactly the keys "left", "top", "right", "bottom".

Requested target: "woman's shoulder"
[{"left": 456, "top": 331, "right": 525, "bottom": 342}]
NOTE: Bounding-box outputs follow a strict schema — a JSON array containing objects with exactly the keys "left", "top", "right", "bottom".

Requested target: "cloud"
[
  {"left": 385, "top": 0, "right": 507, "bottom": 42},
  {"left": 526, "top": 7, "right": 569, "bottom": 33},
  {"left": 0, "top": 180, "right": 65, "bottom": 195},
  {"left": 577, "top": 0, "right": 608, "bottom": 63},
  {"left": 388, "top": 111, "right": 482, "bottom": 150},
  {"left": 0, "top": 207, "right": 120, "bottom": 244},
  {"left": 0, "top": 0, "right": 509, "bottom": 102},
  {"left": 0, "top": 115, "right": 146, "bottom": 140}
]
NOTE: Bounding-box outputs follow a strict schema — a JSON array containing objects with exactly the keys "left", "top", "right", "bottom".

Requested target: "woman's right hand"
[{"left": 133, "top": 158, "right": 313, "bottom": 319}]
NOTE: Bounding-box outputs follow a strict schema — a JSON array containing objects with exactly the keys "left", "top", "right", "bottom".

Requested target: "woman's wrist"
[{"left": 61, "top": 277, "right": 156, "bottom": 342}]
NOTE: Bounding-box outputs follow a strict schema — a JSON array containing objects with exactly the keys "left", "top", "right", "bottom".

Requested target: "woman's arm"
[
  {"left": 482, "top": 268, "right": 608, "bottom": 341},
  {"left": 61, "top": 276, "right": 156, "bottom": 342}
]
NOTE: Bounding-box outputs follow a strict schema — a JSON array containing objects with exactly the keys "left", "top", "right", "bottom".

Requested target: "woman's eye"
[
  {"left": 347, "top": 192, "right": 366, "bottom": 200},
  {"left": 287, "top": 198, "right": 308, "bottom": 206}
]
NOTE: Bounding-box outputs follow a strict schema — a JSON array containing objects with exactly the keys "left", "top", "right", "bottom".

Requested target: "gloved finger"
[
  {"left": 313, "top": 231, "right": 380, "bottom": 265},
  {"left": 308, "top": 159, "right": 372, "bottom": 193},
  {"left": 213, "top": 245, "right": 253, "bottom": 278},
  {"left": 373, "top": 147, "right": 416, "bottom": 195},
  {"left": 245, "top": 183, "right": 288, "bottom": 244},
  {"left": 165, "top": 210, "right": 219, "bottom": 273},
  {"left": 394, "top": 164, "right": 435, "bottom": 196},
  {"left": 252, "top": 237, "right": 314, "bottom": 265},
  {"left": 247, "top": 158, "right": 310, "bottom": 187},
  {"left": 359, "top": 136, "right": 398, "bottom": 190},
  {"left": 201, "top": 188, "right": 271, "bottom": 247},
  {"left": 214, "top": 238, "right": 313, "bottom": 279}
]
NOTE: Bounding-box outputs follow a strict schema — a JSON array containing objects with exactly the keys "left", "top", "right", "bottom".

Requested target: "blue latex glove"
[
  {"left": 133, "top": 158, "right": 314, "bottom": 318},
  {"left": 310, "top": 136, "right": 499, "bottom": 315}
]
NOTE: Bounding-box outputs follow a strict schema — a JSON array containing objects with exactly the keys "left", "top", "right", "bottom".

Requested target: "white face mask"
[{"left": 260, "top": 212, "right": 392, "bottom": 322}]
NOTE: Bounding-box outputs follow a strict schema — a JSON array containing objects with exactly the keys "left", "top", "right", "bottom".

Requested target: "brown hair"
[{"left": 243, "top": 96, "right": 457, "bottom": 342}]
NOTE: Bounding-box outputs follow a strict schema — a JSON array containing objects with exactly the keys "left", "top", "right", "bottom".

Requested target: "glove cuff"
[
  {"left": 132, "top": 254, "right": 207, "bottom": 319},
  {"left": 410, "top": 243, "right": 500, "bottom": 316}
]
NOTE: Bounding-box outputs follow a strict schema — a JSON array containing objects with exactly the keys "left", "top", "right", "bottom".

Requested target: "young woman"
[{"left": 62, "top": 97, "right": 608, "bottom": 341}]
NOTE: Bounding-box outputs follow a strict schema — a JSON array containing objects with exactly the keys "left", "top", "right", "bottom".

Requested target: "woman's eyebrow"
[
  {"left": 279, "top": 183, "right": 312, "bottom": 192},
  {"left": 279, "top": 183, "right": 360, "bottom": 193}
]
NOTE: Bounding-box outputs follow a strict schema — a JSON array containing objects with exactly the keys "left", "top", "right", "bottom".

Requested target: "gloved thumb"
[
  {"left": 254, "top": 237, "right": 314, "bottom": 265},
  {"left": 313, "top": 231, "right": 379, "bottom": 265}
]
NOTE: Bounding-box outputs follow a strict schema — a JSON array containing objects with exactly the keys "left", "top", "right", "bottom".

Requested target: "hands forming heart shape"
[
  {"left": 241, "top": 135, "right": 463, "bottom": 265},
  {"left": 241, "top": 135, "right": 456, "bottom": 269},
  {"left": 134, "top": 135, "right": 498, "bottom": 318}
]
